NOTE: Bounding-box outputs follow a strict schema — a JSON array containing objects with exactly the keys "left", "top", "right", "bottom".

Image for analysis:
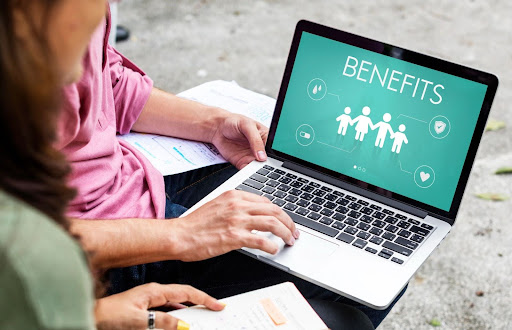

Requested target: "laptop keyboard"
[{"left": 236, "top": 165, "right": 435, "bottom": 265}]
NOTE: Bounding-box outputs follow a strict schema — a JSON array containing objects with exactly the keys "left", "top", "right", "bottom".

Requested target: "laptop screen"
[{"left": 271, "top": 31, "right": 488, "bottom": 212}]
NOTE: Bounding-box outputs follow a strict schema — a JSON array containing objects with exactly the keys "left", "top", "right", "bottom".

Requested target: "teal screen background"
[{"left": 272, "top": 32, "right": 488, "bottom": 211}]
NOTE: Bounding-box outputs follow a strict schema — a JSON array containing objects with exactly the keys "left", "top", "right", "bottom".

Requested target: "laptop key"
[
  {"left": 332, "top": 191, "right": 344, "bottom": 197},
  {"left": 336, "top": 232, "right": 355, "bottom": 244},
  {"left": 357, "top": 223, "right": 371, "bottom": 232},
  {"left": 410, "top": 234, "right": 425, "bottom": 243},
  {"left": 309, "top": 182, "right": 321, "bottom": 188},
  {"left": 263, "top": 165, "right": 274, "bottom": 170},
  {"left": 301, "top": 193, "right": 314, "bottom": 200},
  {"left": 357, "top": 200, "right": 370, "bottom": 206},
  {"left": 357, "top": 231, "right": 371, "bottom": 240},
  {"left": 325, "top": 194, "right": 338, "bottom": 201},
  {"left": 301, "top": 185, "right": 315, "bottom": 192},
  {"left": 312, "top": 189, "right": 326, "bottom": 197},
  {"left": 336, "top": 198, "right": 350, "bottom": 206},
  {"left": 348, "top": 210, "right": 361, "bottom": 219},
  {"left": 297, "top": 177, "right": 309, "bottom": 184},
  {"left": 344, "top": 217, "right": 358, "bottom": 226},
  {"left": 385, "top": 224, "right": 399, "bottom": 233},
  {"left": 397, "top": 229, "right": 412, "bottom": 238},
  {"left": 296, "top": 199, "right": 310, "bottom": 207},
  {"left": 284, "top": 195, "right": 298, "bottom": 203},
  {"left": 373, "top": 212, "right": 386, "bottom": 220},
  {"left": 307, "top": 212, "right": 321, "bottom": 221},
  {"left": 378, "top": 251, "right": 392, "bottom": 259},
  {"left": 312, "top": 197, "right": 326, "bottom": 205},
  {"left": 391, "top": 257, "right": 404, "bottom": 265},
  {"left": 331, "top": 221, "right": 346, "bottom": 230},
  {"left": 289, "top": 188, "right": 302, "bottom": 196},
  {"left": 353, "top": 239, "right": 367, "bottom": 249},
  {"left": 267, "top": 172, "right": 281, "bottom": 180},
  {"left": 278, "top": 177, "right": 292, "bottom": 184},
  {"left": 382, "top": 232, "right": 396, "bottom": 241},
  {"left": 272, "top": 198, "right": 286, "bottom": 207},
  {"left": 284, "top": 203, "right": 298, "bottom": 212},
  {"left": 372, "top": 220, "right": 386, "bottom": 228},
  {"left": 385, "top": 216, "right": 398, "bottom": 224},
  {"left": 289, "top": 181, "right": 303, "bottom": 188},
  {"left": 243, "top": 179, "right": 264, "bottom": 190},
  {"left": 250, "top": 173, "right": 268, "bottom": 183},
  {"left": 344, "top": 226, "right": 358, "bottom": 235},
  {"left": 382, "top": 209, "right": 394, "bottom": 215},
  {"left": 360, "top": 207, "right": 373, "bottom": 215},
  {"left": 267, "top": 180, "right": 279, "bottom": 187},
  {"left": 274, "top": 169, "right": 286, "bottom": 175},
  {"left": 365, "top": 247, "right": 378, "bottom": 254},
  {"left": 335, "top": 206, "right": 349, "bottom": 214},
  {"left": 262, "top": 186, "right": 275, "bottom": 194},
  {"left": 321, "top": 186, "right": 333, "bottom": 192},
  {"left": 273, "top": 190, "right": 286, "bottom": 199},
  {"left": 320, "top": 208, "right": 334, "bottom": 217},
  {"left": 308, "top": 204, "right": 322, "bottom": 212},
  {"left": 256, "top": 168, "right": 270, "bottom": 176},
  {"left": 397, "top": 220, "right": 411, "bottom": 229},
  {"left": 236, "top": 184, "right": 263, "bottom": 196},
  {"left": 395, "top": 214, "right": 408, "bottom": 220},
  {"left": 370, "top": 204, "right": 382, "bottom": 211},
  {"left": 395, "top": 237, "right": 419, "bottom": 250},
  {"left": 277, "top": 184, "right": 291, "bottom": 192},
  {"left": 408, "top": 218, "right": 420, "bottom": 225},
  {"left": 332, "top": 213, "right": 346, "bottom": 221},
  {"left": 410, "top": 225, "right": 429, "bottom": 236},
  {"left": 345, "top": 195, "right": 357, "bottom": 201},
  {"left": 369, "top": 227, "right": 383, "bottom": 236},
  {"left": 360, "top": 215, "right": 373, "bottom": 223},
  {"left": 324, "top": 201, "right": 337, "bottom": 210},
  {"left": 421, "top": 223, "right": 434, "bottom": 230},
  {"left": 348, "top": 202, "right": 362, "bottom": 210},
  {"left": 370, "top": 236, "right": 384, "bottom": 245},
  {"left": 319, "top": 217, "right": 333, "bottom": 226},
  {"left": 382, "top": 241, "right": 413, "bottom": 257},
  {"left": 296, "top": 207, "right": 309, "bottom": 216},
  {"left": 283, "top": 210, "right": 339, "bottom": 237},
  {"left": 285, "top": 173, "right": 297, "bottom": 179}
]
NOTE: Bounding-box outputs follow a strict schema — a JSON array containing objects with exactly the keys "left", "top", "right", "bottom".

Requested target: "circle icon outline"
[
  {"left": 295, "top": 124, "right": 315, "bottom": 146},
  {"left": 307, "top": 78, "right": 327, "bottom": 101},
  {"left": 414, "top": 165, "right": 436, "bottom": 189},
  {"left": 429, "top": 115, "right": 451, "bottom": 139}
]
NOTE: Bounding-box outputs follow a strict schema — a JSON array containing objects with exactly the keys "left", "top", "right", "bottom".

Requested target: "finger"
[
  {"left": 248, "top": 216, "right": 295, "bottom": 246},
  {"left": 241, "top": 232, "right": 280, "bottom": 254},
  {"left": 148, "top": 284, "right": 226, "bottom": 312},
  {"left": 222, "top": 189, "right": 272, "bottom": 204},
  {"left": 163, "top": 302, "right": 188, "bottom": 310},
  {"left": 245, "top": 202, "right": 298, "bottom": 239},
  {"left": 152, "top": 311, "right": 182, "bottom": 330},
  {"left": 240, "top": 119, "right": 267, "bottom": 161}
]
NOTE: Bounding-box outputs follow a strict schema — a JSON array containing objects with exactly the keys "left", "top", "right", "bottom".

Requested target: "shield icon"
[{"left": 434, "top": 121, "right": 446, "bottom": 134}]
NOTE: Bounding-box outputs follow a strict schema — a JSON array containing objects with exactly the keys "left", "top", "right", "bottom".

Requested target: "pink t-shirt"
[{"left": 57, "top": 17, "right": 165, "bottom": 220}]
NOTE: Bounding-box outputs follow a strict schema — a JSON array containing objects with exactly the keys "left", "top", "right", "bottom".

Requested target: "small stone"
[{"left": 476, "top": 290, "right": 484, "bottom": 297}]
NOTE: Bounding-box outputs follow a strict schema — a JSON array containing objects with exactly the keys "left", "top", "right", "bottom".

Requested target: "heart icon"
[
  {"left": 420, "top": 171, "right": 430, "bottom": 182},
  {"left": 434, "top": 121, "right": 446, "bottom": 134}
]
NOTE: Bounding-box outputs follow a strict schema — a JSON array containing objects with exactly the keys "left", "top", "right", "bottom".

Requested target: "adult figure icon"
[
  {"left": 351, "top": 106, "right": 374, "bottom": 141},
  {"left": 336, "top": 107, "right": 354, "bottom": 136},
  {"left": 371, "top": 113, "right": 394, "bottom": 148},
  {"left": 391, "top": 124, "right": 408, "bottom": 154}
]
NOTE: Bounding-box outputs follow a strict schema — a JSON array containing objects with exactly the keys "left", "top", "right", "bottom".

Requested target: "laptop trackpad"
[{"left": 255, "top": 230, "right": 339, "bottom": 274}]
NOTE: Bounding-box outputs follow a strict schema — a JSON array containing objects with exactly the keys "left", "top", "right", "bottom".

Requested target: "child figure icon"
[
  {"left": 371, "top": 113, "right": 394, "bottom": 148},
  {"left": 336, "top": 107, "right": 354, "bottom": 136},
  {"left": 391, "top": 124, "right": 408, "bottom": 154}
]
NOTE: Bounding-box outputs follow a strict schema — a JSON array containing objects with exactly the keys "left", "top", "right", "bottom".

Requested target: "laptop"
[{"left": 181, "top": 20, "right": 498, "bottom": 309}]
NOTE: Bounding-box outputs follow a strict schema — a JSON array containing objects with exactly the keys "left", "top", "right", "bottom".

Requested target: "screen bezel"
[{"left": 266, "top": 20, "right": 498, "bottom": 222}]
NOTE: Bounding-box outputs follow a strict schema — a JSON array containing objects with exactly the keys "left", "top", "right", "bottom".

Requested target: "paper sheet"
[
  {"left": 118, "top": 80, "right": 276, "bottom": 176},
  {"left": 169, "top": 282, "right": 328, "bottom": 330}
]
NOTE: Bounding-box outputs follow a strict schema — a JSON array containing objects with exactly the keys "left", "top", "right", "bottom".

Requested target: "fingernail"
[
  {"left": 257, "top": 151, "right": 266, "bottom": 161},
  {"left": 288, "top": 237, "right": 295, "bottom": 246},
  {"left": 178, "top": 320, "right": 190, "bottom": 330},
  {"left": 220, "top": 302, "right": 227, "bottom": 308},
  {"left": 294, "top": 229, "right": 300, "bottom": 239}
]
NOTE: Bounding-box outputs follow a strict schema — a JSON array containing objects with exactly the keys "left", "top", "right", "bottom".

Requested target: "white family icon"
[{"left": 336, "top": 106, "right": 409, "bottom": 154}]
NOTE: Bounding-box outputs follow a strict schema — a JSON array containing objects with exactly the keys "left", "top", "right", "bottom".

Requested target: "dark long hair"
[{"left": 0, "top": 0, "right": 75, "bottom": 227}]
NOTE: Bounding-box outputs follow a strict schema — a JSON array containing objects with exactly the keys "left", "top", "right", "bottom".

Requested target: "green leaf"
[
  {"left": 495, "top": 167, "right": 512, "bottom": 175},
  {"left": 485, "top": 119, "right": 506, "bottom": 131},
  {"left": 429, "top": 318, "right": 442, "bottom": 327},
  {"left": 475, "top": 193, "right": 509, "bottom": 201}
]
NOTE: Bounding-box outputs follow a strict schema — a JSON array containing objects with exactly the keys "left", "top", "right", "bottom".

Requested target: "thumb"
[{"left": 240, "top": 119, "right": 267, "bottom": 161}]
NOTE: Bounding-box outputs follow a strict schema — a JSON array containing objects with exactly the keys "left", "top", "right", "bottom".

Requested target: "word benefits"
[{"left": 342, "top": 56, "right": 444, "bottom": 105}]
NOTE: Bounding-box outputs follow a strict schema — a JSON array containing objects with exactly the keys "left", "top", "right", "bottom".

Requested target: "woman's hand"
[{"left": 95, "top": 283, "right": 225, "bottom": 330}]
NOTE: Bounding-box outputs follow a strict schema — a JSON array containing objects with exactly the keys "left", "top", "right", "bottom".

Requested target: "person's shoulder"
[{"left": 0, "top": 190, "right": 95, "bottom": 330}]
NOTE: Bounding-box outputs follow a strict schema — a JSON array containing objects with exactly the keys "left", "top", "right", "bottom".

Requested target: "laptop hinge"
[{"left": 282, "top": 161, "right": 428, "bottom": 218}]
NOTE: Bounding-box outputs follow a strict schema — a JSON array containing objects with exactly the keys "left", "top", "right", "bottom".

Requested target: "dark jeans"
[{"left": 109, "top": 164, "right": 405, "bottom": 328}]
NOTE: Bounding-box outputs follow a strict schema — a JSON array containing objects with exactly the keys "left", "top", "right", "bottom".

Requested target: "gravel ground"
[{"left": 116, "top": 1, "right": 512, "bottom": 328}]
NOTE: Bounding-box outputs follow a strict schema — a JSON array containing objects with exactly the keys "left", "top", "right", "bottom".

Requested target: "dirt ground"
[{"left": 116, "top": 1, "right": 512, "bottom": 328}]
